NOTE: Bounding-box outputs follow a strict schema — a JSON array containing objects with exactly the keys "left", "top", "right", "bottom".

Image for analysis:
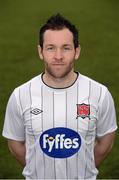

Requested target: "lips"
[{"left": 52, "top": 63, "right": 65, "bottom": 66}]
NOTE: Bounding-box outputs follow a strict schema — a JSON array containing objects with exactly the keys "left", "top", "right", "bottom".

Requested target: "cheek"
[
  {"left": 64, "top": 53, "right": 76, "bottom": 62},
  {"left": 43, "top": 54, "right": 52, "bottom": 63},
  {"left": 43, "top": 53, "right": 53, "bottom": 62}
]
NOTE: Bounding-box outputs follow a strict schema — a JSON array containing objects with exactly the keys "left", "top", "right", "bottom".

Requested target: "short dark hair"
[{"left": 39, "top": 13, "right": 79, "bottom": 49}]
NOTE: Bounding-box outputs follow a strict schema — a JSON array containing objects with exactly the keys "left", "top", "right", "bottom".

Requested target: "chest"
[{"left": 23, "top": 88, "right": 98, "bottom": 138}]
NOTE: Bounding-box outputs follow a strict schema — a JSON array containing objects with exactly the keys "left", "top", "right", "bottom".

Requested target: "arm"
[
  {"left": 94, "top": 131, "right": 116, "bottom": 167},
  {"left": 8, "top": 139, "right": 26, "bottom": 167}
]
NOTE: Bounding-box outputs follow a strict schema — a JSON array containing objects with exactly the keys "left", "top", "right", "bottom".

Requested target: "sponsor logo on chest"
[{"left": 39, "top": 127, "right": 81, "bottom": 158}]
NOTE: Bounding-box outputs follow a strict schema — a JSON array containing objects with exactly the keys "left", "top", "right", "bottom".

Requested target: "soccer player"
[{"left": 2, "top": 14, "right": 117, "bottom": 179}]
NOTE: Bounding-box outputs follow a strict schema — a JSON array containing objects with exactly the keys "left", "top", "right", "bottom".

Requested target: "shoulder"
[
  {"left": 79, "top": 73, "right": 108, "bottom": 92},
  {"left": 8, "top": 74, "right": 42, "bottom": 113},
  {"left": 9, "top": 74, "right": 42, "bottom": 107},
  {"left": 13, "top": 74, "right": 42, "bottom": 95},
  {"left": 78, "top": 73, "right": 110, "bottom": 103}
]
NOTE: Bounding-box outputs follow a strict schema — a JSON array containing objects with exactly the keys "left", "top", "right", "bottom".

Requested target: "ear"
[
  {"left": 38, "top": 45, "right": 43, "bottom": 60},
  {"left": 75, "top": 45, "right": 81, "bottom": 60}
]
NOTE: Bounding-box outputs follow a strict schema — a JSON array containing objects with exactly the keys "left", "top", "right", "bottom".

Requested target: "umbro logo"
[{"left": 30, "top": 108, "right": 43, "bottom": 115}]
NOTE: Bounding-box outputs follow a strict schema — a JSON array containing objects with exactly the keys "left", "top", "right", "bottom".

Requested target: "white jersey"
[{"left": 2, "top": 73, "right": 117, "bottom": 179}]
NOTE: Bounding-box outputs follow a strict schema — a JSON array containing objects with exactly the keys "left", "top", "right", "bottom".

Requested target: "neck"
[{"left": 42, "top": 71, "right": 78, "bottom": 89}]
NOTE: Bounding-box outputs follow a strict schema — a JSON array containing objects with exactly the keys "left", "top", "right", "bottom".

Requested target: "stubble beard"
[{"left": 44, "top": 61, "right": 74, "bottom": 79}]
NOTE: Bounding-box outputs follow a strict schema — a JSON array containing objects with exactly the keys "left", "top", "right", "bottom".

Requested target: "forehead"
[{"left": 43, "top": 28, "right": 74, "bottom": 45}]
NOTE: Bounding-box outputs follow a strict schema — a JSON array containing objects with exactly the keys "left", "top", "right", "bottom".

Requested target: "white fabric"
[{"left": 2, "top": 73, "right": 117, "bottom": 179}]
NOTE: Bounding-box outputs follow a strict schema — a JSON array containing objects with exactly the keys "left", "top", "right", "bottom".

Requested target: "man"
[{"left": 2, "top": 14, "right": 117, "bottom": 179}]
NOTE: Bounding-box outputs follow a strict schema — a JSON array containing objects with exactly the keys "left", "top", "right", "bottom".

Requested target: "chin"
[
  {"left": 46, "top": 67, "right": 73, "bottom": 79},
  {"left": 50, "top": 72, "right": 70, "bottom": 79}
]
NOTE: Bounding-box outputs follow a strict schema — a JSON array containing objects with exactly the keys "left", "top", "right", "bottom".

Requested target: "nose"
[{"left": 54, "top": 49, "right": 63, "bottom": 60}]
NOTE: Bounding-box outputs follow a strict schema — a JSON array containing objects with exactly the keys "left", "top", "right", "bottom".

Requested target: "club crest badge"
[{"left": 77, "top": 104, "right": 90, "bottom": 119}]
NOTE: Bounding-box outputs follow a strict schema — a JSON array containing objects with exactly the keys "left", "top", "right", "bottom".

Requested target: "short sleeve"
[
  {"left": 96, "top": 89, "right": 117, "bottom": 137},
  {"left": 2, "top": 90, "right": 25, "bottom": 141}
]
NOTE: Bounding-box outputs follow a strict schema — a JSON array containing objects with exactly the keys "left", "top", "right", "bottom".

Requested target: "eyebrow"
[
  {"left": 44, "top": 44, "right": 54, "bottom": 47},
  {"left": 45, "top": 44, "right": 73, "bottom": 47},
  {"left": 63, "top": 44, "right": 72, "bottom": 47}
]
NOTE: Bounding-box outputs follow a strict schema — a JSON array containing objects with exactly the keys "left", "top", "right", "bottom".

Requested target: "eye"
[
  {"left": 46, "top": 46, "right": 55, "bottom": 51},
  {"left": 63, "top": 46, "right": 72, "bottom": 51}
]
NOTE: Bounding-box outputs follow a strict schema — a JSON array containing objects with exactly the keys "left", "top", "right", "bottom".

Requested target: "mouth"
[{"left": 52, "top": 64, "right": 65, "bottom": 66}]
